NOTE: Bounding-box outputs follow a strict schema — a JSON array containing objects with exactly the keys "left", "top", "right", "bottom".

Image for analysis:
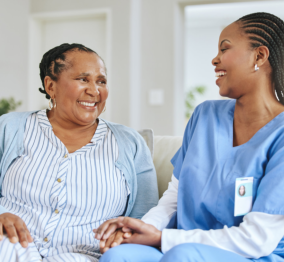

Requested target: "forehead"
[
  {"left": 66, "top": 51, "right": 106, "bottom": 75},
  {"left": 219, "top": 22, "right": 245, "bottom": 44}
]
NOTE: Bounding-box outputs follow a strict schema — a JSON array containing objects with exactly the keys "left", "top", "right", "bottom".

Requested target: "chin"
[{"left": 79, "top": 113, "right": 98, "bottom": 124}]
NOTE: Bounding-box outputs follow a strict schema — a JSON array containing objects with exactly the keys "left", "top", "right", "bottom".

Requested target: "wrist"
[{"left": 154, "top": 230, "right": 162, "bottom": 246}]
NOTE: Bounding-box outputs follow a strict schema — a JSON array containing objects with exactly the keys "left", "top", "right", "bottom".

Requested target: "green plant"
[
  {"left": 185, "top": 86, "right": 206, "bottom": 118},
  {"left": 0, "top": 97, "right": 22, "bottom": 116}
]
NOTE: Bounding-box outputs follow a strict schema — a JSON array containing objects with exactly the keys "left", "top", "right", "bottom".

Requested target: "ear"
[
  {"left": 255, "top": 45, "right": 270, "bottom": 67},
  {"left": 44, "top": 76, "right": 56, "bottom": 99}
]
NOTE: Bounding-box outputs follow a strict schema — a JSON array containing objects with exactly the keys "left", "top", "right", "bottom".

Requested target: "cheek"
[
  {"left": 226, "top": 50, "right": 252, "bottom": 74},
  {"left": 100, "top": 87, "right": 109, "bottom": 101},
  {"left": 57, "top": 81, "right": 82, "bottom": 102}
]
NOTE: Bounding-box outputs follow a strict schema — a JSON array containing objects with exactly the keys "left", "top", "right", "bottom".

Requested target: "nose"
[
  {"left": 86, "top": 82, "right": 100, "bottom": 96},
  {"left": 212, "top": 54, "right": 220, "bottom": 66}
]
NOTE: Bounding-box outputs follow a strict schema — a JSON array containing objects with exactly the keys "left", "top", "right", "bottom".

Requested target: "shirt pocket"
[{"left": 216, "top": 171, "right": 261, "bottom": 227}]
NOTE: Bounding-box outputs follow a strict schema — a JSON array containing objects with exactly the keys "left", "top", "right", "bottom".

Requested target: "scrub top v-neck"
[{"left": 171, "top": 99, "right": 284, "bottom": 258}]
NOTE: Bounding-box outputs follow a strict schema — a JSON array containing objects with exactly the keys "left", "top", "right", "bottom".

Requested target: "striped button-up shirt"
[{"left": 0, "top": 110, "right": 129, "bottom": 259}]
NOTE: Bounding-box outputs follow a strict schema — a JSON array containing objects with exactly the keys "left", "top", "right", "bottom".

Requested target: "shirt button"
[
  {"left": 55, "top": 209, "right": 59, "bottom": 214},
  {"left": 64, "top": 154, "right": 68, "bottom": 158},
  {"left": 44, "top": 237, "right": 48, "bottom": 242},
  {"left": 57, "top": 178, "right": 62, "bottom": 183}
]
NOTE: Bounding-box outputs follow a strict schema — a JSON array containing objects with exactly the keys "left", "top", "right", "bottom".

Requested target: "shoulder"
[
  {"left": 0, "top": 111, "right": 35, "bottom": 133},
  {"left": 0, "top": 111, "right": 34, "bottom": 128},
  {"left": 103, "top": 119, "right": 144, "bottom": 143},
  {"left": 194, "top": 99, "right": 235, "bottom": 115}
]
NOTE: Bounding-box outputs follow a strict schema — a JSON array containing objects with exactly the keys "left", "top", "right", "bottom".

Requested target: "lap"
[
  {"left": 0, "top": 236, "right": 99, "bottom": 262},
  {"left": 43, "top": 252, "right": 99, "bottom": 262},
  {"left": 0, "top": 235, "right": 41, "bottom": 262},
  {"left": 100, "top": 244, "right": 163, "bottom": 262},
  {"left": 160, "top": 243, "right": 251, "bottom": 262},
  {"left": 99, "top": 243, "right": 251, "bottom": 262}
]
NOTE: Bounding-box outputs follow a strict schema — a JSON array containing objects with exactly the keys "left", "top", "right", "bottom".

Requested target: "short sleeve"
[
  {"left": 252, "top": 140, "right": 284, "bottom": 215},
  {"left": 171, "top": 108, "right": 199, "bottom": 180}
]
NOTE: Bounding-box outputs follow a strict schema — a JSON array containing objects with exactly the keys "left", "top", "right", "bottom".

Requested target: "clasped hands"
[{"left": 93, "top": 217, "right": 162, "bottom": 254}]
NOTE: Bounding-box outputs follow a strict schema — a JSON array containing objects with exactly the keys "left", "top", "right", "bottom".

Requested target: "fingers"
[
  {"left": 111, "top": 231, "right": 124, "bottom": 248},
  {"left": 123, "top": 232, "right": 132, "bottom": 238},
  {"left": 102, "top": 223, "right": 120, "bottom": 240},
  {"left": 122, "top": 226, "right": 132, "bottom": 233},
  {"left": 99, "top": 239, "right": 106, "bottom": 254},
  {"left": 117, "top": 217, "right": 145, "bottom": 233},
  {"left": 15, "top": 222, "right": 29, "bottom": 248},
  {"left": 100, "top": 231, "right": 116, "bottom": 254},
  {"left": 4, "top": 223, "right": 18, "bottom": 244},
  {"left": 94, "top": 218, "right": 119, "bottom": 240},
  {"left": 0, "top": 223, "right": 3, "bottom": 241}
]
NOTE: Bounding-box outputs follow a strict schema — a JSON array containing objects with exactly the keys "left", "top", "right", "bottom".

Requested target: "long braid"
[
  {"left": 39, "top": 43, "right": 99, "bottom": 100},
  {"left": 237, "top": 13, "right": 284, "bottom": 104}
]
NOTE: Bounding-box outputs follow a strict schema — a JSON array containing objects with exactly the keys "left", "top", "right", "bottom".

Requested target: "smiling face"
[
  {"left": 212, "top": 22, "right": 260, "bottom": 98},
  {"left": 45, "top": 50, "right": 108, "bottom": 126}
]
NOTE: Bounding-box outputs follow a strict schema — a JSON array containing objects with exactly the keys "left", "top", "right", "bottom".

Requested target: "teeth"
[
  {"left": 215, "top": 71, "right": 227, "bottom": 77},
  {"left": 78, "top": 101, "right": 96, "bottom": 107}
]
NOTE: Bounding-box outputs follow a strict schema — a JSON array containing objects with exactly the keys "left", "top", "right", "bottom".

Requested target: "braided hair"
[
  {"left": 39, "top": 43, "right": 99, "bottom": 100},
  {"left": 236, "top": 12, "right": 284, "bottom": 104}
]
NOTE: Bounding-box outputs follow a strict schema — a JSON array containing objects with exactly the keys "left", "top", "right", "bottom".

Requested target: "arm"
[
  {"left": 128, "top": 166, "right": 159, "bottom": 219},
  {"left": 128, "top": 132, "right": 159, "bottom": 219},
  {"left": 162, "top": 212, "right": 284, "bottom": 258},
  {"left": 142, "top": 174, "right": 178, "bottom": 230}
]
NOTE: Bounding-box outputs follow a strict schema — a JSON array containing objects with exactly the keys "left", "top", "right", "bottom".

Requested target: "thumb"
[
  {"left": 122, "top": 227, "right": 132, "bottom": 233},
  {"left": 120, "top": 218, "right": 144, "bottom": 233}
]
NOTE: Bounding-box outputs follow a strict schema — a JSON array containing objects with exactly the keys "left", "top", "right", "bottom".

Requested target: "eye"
[
  {"left": 221, "top": 48, "right": 227, "bottom": 52},
  {"left": 78, "top": 78, "right": 87, "bottom": 82},
  {"left": 98, "top": 80, "right": 107, "bottom": 85}
]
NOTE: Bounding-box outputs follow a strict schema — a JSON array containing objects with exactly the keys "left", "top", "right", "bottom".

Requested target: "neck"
[
  {"left": 47, "top": 109, "right": 97, "bottom": 137},
  {"left": 234, "top": 83, "right": 284, "bottom": 125}
]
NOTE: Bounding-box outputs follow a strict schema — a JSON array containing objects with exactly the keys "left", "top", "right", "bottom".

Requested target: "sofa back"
[{"left": 153, "top": 136, "right": 182, "bottom": 198}]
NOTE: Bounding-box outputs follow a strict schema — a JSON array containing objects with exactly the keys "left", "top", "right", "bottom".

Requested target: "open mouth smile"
[{"left": 215, "top": 71, "right": 227, "bottom": 78}]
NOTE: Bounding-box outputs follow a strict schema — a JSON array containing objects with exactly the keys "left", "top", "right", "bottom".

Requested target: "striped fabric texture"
[{"left": 0, "top": 110, "right": 129, "bottom": 261}]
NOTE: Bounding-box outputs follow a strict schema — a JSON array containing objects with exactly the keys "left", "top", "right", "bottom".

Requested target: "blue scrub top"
[{"left": 171, "top": 99, "right": 284, "bottom": 260}]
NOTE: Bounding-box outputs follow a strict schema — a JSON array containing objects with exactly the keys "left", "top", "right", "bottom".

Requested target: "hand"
[
  {"left": 99, "top": 229, "right": 132, "bottom": 254},
  {"left": 94, "top": 217, "right": 161, "bottom": 247},
  {"left": 0, "top": 213, "right": 33, "bottom": 248}
]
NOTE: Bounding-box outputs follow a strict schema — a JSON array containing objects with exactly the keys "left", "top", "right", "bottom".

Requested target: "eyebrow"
[
  {"left": 97, "top": 75, "right": 107, "bottom": 79},
  {"left": 77, "top": 73, "right": 107, "bottom": 79},
  {"left": 77, "top": 73, "right": 90, "bottom": 77},
  {"left": 220, "top": 39, "right": 231, "bottom": 47}
]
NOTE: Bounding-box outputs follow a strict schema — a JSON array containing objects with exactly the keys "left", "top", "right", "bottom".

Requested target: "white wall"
[
  {"left": 1, "top": 0, "right": 277, "bottom": 135},
  {"left": 0, "top": 0, "right": 30, "bottom": 111},
  {"left": 184, "top": 1, "right": 284, "bottom": 108}
]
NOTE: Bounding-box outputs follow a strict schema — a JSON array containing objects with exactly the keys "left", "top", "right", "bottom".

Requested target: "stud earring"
[{"left": 255, "top": 64, "right": 259, "bottom": 71}]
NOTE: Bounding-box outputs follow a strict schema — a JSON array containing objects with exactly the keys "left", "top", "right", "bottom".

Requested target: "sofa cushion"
[{"left": 153, "top": 136, "right": 182, "bottom": 198}]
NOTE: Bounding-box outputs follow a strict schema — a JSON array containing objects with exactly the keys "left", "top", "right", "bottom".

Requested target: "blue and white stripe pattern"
[{"left": 0, "top": 110, "right": 129, "bottom": 261}]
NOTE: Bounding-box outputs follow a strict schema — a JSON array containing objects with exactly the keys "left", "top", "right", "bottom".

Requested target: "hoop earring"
[
  {"left": 255, "top": 64, "right": 259, "bottom": 71},
  {"left": 49, "top": 98, "right": 53, "bottom": 110},
  {"left": 102, "top": 106, "right": 106, "bottom": 113}
]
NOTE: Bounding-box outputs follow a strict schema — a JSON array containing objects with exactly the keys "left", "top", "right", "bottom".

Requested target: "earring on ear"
[
  {"left": 49, "top": 98, "right": 53, "bottom": 110},
  {"left": 255, "top": 64, "right": 259, "bottom": 71},
  {"left": 53, "top": 98, "right": 56, "bottom": 108}
]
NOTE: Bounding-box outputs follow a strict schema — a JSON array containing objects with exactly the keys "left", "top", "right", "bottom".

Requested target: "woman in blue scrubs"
[{"left": 95, "top": 12, "right": 284, "bottom": 262}]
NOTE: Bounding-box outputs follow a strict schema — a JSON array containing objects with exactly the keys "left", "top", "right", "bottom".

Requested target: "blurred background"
[{"left": 1, "top": 0, "right": 284, "bottom": 135}]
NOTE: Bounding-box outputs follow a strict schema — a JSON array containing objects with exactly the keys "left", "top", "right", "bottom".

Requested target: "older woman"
[
  {"left": 0, "top": 43, "right": 158, "bottom": 261},
  {"left": 96, "top": 12, "right": 284, "bottom": 262}
]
